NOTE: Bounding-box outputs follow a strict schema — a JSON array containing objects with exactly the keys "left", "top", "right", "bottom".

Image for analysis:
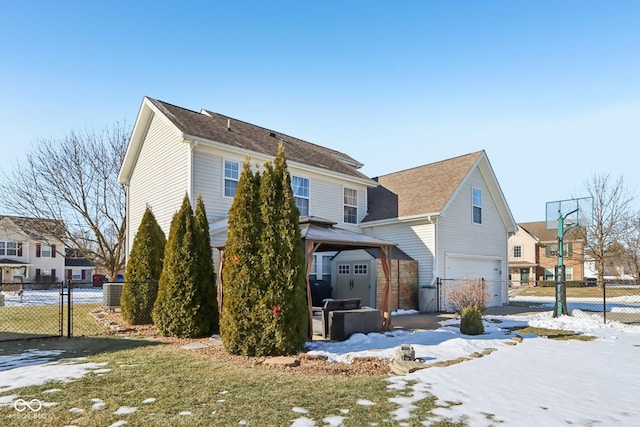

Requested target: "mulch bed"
[{"left": 90, "top": 309, "right": 391, "bottom": 377}]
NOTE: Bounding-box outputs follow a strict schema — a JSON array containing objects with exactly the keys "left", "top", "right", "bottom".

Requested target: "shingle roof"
[
  {"left": 519, "top": 221, "right": 586, "bottom": 242},
  {"left": 148, "top": 98, "right": 371, "bottom": 181},
  {"left": 0, "top": 216, "right": 65, "bottom": 241},
  {"left": 364, "top": 151, "right": 484, "bottom": 221}
]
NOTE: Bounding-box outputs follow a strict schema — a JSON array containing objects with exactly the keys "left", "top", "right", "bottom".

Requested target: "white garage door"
[{"left": 443, "top": 256, "right": 503, "bottom": 310}]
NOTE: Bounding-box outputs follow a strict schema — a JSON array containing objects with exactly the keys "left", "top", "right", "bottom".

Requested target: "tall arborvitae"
[
  {"left": 194, "top": 193, "right": 219, "bottom": 334},
  {"left": 121, "top": 206, "right": 166, "bottom": 325},
  {"left": 258, "top": 142, "right": 308, "bottom": 355},
  {"left": 220, "top": 159, "right": 264, "bottom": 355},
  {"left": 153, "top": 194, "right": 208, "bottom": 337}
]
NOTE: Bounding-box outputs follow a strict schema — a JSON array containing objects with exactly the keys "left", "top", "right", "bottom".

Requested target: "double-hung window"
[
  {"left": 291, "top": 176, "right": 309, "bottom": 216},
  {"left": 472, "top": 187, "right": 482, "bottom": 224},
  {"left": 343, "top": 187, "right": 358, "bottom": 224},
  {"left": 224, "top": 160, "right": 239, "bottom": 197},
  {"left": 513, "top": 245, "right": 522, "bottom": 258}
]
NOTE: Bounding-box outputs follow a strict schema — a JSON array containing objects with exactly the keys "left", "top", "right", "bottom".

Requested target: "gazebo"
[{"left": 212, "top": 216, "right": 397, "bottom": 340}]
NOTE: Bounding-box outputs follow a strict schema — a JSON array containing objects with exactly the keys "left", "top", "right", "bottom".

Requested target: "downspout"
[{"left": 188, "top": 139, "right": 199, "bottom": 201}]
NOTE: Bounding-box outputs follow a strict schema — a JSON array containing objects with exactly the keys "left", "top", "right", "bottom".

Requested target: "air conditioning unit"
[{"left": 103, "top": 283, "right": 123, "bottom": 310}]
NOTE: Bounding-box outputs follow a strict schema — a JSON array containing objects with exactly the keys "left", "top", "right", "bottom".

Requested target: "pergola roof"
[{"left": 299, "top": 217, "right": 396, "bottom": 251}]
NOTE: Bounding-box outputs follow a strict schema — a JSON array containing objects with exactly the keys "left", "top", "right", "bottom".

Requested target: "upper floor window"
[
  {"left": 37, "top": 244, "right": 56, "bottom": 258},
  {"left": 545, "top": 243, "right": 573, "bottom": 257},
  {"left": 0, "top": 241, "right": 20, "bottom": 256},
  {"left": 472, "top": 187, "right": 482, "bottom": 224},
  {"left": 343, "top": 187, "right": 358, "bottom": 224},
  {"left": 291, "top": 175, "right": 309, "bottom": 216},
  {"left": 513, "top": 245, "right": 522, "bottom": 258},
  {"left": 224, "top": 160, "right": 239, "bottom": 197}
]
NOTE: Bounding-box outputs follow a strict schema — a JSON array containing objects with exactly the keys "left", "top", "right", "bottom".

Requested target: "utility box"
[
  {"left": 328, "top": 308, "right": 382, "bottom": 341},
  {"left": 103, "top": 283, "right": 123, "bottom": 310}
]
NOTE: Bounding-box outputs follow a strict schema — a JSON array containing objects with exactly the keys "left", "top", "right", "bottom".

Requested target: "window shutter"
[
  {"left": 36, "top": 244, "right": 41, "bottom": 257},
  {"left": 545, "top": 246, "right": 550, "bottom": 257},
  {"left": 81, "top": 270, "right": 86, "bottom": 280},
  {"left": 36, "top": 269, "right": 41, "bottom": 282},
  {"left": 18, "top": 242, "right": 22, "bottom": 257},
  {"left": 67, "top": 270, "right": 72, "bottom": 280},
  {"left": 52, "top": 245, "right": 56, "bottom": 258},
  {"left": 52, "top": 269, "right": 56, "bottom": 281}
]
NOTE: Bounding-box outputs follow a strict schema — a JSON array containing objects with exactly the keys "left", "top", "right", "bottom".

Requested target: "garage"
[{"left": 442, "top": 255, "right": 504, "bottom": 310}]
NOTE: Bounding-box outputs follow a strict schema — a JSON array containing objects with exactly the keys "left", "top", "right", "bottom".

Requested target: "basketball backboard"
[{"left": 545, "top": 197, "right": 593, "bottom": 230}]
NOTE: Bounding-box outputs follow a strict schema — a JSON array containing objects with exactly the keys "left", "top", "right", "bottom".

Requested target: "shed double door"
[{"left": 335, "top": 262, "right": 372, "bottom": 307}]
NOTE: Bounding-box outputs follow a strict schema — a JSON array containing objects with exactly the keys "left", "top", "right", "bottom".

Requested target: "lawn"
[
  {"left": 0, "top": 336, "right": 460, "bottom": 427},
  {"left": 0, "top": 303, "right": 107, "bottom": 341},
  {"left": 514, "top": 285, "right": 640, "bottom": 299}
]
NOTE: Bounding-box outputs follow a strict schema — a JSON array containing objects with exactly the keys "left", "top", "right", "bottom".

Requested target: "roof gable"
[
  {"left": 119, "top": 97, "right": 373, "bottom": 184},
  {"left": 0, "top": 215, "right": 65, "bottom": 241},
  {"left": 519, "top": 221, "right": 586, "bottom": 242},
  {"left": 364, "top": 151, "right": 484, "bottom": 221}
]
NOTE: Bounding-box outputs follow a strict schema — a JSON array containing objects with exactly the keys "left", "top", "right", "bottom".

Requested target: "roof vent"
[
  {"left": 227, "top": 119, "right": 231, "bottom": 131},
  {"left": 269, "top": 131, "right": 277, "bottom": 138}
]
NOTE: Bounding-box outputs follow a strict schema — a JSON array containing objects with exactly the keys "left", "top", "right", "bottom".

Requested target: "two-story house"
[
  {"left": 119, "top": 97, "right": 517, "bottom": 310},
  {"left": 508, "top": 221, "right": 586, "bottom": 286},
  {"left": 0, "top": 216, "right": 66, "bottom": 284}
]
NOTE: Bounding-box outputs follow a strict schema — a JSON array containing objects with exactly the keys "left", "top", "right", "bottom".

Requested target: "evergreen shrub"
[
  {"left": 460, "top": 305, "right": 484, "bottom": 335},
  {"left": 122, "top": 206, "right": 166, "bottom": 325}
]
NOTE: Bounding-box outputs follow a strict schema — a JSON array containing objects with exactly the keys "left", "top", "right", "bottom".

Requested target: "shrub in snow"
[
  {"left": 460, "top": 305, "right": 484, "bottom": 335},
  {"left": 122, "top": 206, "right": 165, "bottom": 325},
  {"left": 447, "top": 279, "right": 489, "bottom": 313}
]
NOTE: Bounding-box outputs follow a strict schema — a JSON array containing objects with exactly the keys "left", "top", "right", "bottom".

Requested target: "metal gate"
[{"left": 0, "top": 281, "right": 73, "bottom": 342}]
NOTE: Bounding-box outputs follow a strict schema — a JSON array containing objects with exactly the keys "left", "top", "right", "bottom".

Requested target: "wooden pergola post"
[
  {"left": 304, "top": 240, "right": 321, "bottom": 340},
  {"left": 380, "top": 245, "right": 392, "bottom": 331}
]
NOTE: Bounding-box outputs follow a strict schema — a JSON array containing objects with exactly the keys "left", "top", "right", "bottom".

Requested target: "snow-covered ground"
[
  {"left": 1, "top": 288, "right": 103, "bottom": 306},
  {"left": 511, "top": 294, "right": 640, "bottom": 313},
  {"left": 1, "top": 308, "right": 639, "bottom": 426}
]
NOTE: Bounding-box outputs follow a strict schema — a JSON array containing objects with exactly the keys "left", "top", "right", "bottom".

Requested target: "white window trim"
[
  {"left": 472, "top": 186, "right": 482, "bottom": 224},
  {"left": 41, "top": 245, "right": 53, "bottom": 258},
  {"left": 291, "top": 175, "right": 310, "bottom": 216},
  {"left": 343, "top": 186, "right": 358, "bottom": 224},
  {"left": 223, "top": 158, "right": 240, "bottom": 198}
]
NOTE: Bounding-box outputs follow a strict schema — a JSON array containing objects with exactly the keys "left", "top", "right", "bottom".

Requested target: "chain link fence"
[
  {"left": 0, "top": 281, "right": 106, "bottom": 341},
  {"left": 508, "top": 280, "right": 640, "bottom": 325}
]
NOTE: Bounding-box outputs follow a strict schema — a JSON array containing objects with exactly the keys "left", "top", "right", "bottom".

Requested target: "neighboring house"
[
  {"left": 0, "top": 215, "right": 66, "bottom": 284},
  {"left": 64, "top": 248, "right": 95, "bottom": 285},
  {"left": 508, "top": 221, "right": 586, "bottom": 285},
  {"left": 119, "top": 97, "right": 517, "bottom": 310},
  {"left": 361, "top": 152, "right": 517, "bottom": 309}
]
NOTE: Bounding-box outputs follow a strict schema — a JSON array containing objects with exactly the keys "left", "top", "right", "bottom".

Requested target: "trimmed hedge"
[{"left": 537, "top": 280, "right": 591, "bottom": 288}]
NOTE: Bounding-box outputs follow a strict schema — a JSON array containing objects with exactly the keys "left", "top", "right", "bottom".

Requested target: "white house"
[
  {"left": 0, "top": 216, "right": 66, "bottom": 284},
  {"left": 360, "top": 151, "right": 517, "bottom": 309},
  {"left": 119, "top": 97, "right": 517, "bottom": 310}
]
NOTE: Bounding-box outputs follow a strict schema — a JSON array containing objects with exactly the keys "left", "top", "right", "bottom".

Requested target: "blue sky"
[{"left": 1, "top": 1, "right": 638, "bottom": 222}]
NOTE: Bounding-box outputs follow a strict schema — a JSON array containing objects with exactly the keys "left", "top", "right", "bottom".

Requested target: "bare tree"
[
  {"left": 0, "top": 122, "right": 131, "bottom": 280},
  {"left": 621, "top": 214, "right": 640, "bottom": 281},
  {"left": 584, "top": 174, "right": 634, "bottom": 284}
]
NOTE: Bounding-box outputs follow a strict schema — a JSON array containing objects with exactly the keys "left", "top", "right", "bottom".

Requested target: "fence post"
[
  {"left": 602, "top": 281, "right": 606, "bottom": 324},
  {"left": 67, "top": 280, "right": 73, "bottom": 337}
]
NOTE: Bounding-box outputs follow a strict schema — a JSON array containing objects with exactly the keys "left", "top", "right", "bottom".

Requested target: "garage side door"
[{"left": 443, "top": 256, "right": 503, "bottom": 309}]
